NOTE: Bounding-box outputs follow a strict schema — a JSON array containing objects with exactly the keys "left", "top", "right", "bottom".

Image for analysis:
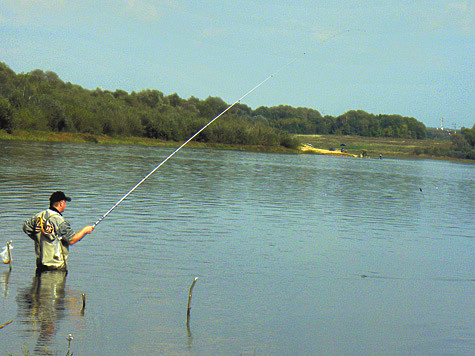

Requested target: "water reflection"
[
  {"left": 1, "top": 270, "right": 11, "bottom": 297},
  {"left": 186, "top": 321, "right": 194, "bottom": 349},
  {"left": 1, "top": 141, "right": 473, "bottom": 355},
  {"left": 16, "top": 270, "right": 69, "bottom": 355}
]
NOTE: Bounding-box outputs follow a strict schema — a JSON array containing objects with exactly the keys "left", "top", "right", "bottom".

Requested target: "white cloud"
[
  {"left": 2, "top": 0, "right": 67, "bottom": 25},
  {"left": 122, "top": 0, "right": 184, "bottom": 23},
  {"left": 18, "top": 0, "right": 64, "bottom": 7},
  {"left": 447, "top": 1, "right": 475, "bottom": 33},
  {"left": 422, "top": 1, "right": 475, "bottom": 34},
  {"left": 123, "top": 0, "right": 161, "bottom": 22}
]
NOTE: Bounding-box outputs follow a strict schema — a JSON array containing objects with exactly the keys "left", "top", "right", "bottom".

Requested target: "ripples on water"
[{"left": 0, "top": 140, "right": 473, "bottom": 355}]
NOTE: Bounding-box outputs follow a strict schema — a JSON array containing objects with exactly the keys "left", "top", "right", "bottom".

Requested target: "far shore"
[
  {"left": 0, "top": 130, "right": 299, "bottom": 154},
  {"left": 295, "top": 134, "right": 474, "bottom": 162},
  {"left": 1, "top": 130, "right": 473, "bottom": 163}
]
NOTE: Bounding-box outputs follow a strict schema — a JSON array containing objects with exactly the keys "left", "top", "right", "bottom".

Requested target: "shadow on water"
[
  {"left": 2, "top": 270, "right": 12, "bottom": 298},
  {"left": 15, "top": 270, "right": 82, "bottom": 356}
]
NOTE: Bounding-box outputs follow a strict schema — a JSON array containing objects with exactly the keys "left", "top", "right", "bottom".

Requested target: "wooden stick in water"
[
  {"left": 81, "top": 293, "right": 86, "bottom": 313},
  {"left": 6, "top": 242, "right": 12, "bottom": 271},
  {"left": 187, "top": 277, "right": 198, "bottom": 323},
  {"left": 0, "top": 319, "right": 13, "bottom": 330}
]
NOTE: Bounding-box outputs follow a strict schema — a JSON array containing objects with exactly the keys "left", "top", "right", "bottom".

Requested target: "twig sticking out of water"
[
  {"left": 0, "top": 319, "right": 13, "bottom": 330},
  {"left": 66, "top": 334, "right": 74, "bottom": 356},
  {"left": 7, "top": 241, "right": 12, "bottom": 271},
  {"left": 187, "top": 277, "right": 198, "bottom": 324},
  {"left": 80, "top": 293, "right": 86, "bottom": 316}
]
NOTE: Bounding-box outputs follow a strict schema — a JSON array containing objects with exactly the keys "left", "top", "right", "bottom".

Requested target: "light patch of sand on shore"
[{"left": 299, "top": 144, "right": 360, "bottom": 157}]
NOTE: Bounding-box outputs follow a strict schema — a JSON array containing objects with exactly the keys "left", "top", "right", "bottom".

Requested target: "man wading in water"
[{"left": 23, "top": 191, "right": 94, "bottom": 272}]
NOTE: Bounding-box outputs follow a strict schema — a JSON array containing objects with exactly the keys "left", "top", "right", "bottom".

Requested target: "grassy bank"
[
  {"left": 0, "top": 130, "right": 299, "bottom": 154},
  {"left": 1, "top": 130, "right": 472, "bottom": 162},
  {"left": 294, "top": 134, "right": 463, "bottom": 160}
]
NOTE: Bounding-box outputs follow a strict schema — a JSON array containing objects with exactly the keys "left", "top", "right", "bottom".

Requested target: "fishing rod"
[
  {"left": 92, "top": 71, "right": 281, "bottom": 227},
  {"left": 93, "top": 29, "right": 352, "bottom": 228}
]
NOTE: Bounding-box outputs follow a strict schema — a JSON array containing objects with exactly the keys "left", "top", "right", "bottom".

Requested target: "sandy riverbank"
[{"left": 299, "top": 144, "right": 360, "bottom": 157}]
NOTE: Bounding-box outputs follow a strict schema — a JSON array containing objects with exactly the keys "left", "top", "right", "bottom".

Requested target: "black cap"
[{"left": 49, "top": 191, "right": 72, "bottom": 204}]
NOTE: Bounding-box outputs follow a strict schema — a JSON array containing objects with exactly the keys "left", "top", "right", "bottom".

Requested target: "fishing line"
[{"left": 93, "top": 29, "right": 353, "bottom": 227}]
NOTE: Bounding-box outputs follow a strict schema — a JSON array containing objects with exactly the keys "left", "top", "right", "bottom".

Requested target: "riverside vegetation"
[{"left": 0, "top": 63, "right": 473, "bottom": 160}]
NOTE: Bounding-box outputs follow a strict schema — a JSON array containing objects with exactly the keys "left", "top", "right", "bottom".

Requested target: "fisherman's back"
[{"left": 23, "top": 208, "right": 75, "bottom": 270}]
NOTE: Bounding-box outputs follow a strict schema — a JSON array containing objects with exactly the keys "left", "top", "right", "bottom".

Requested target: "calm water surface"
[{"left": 0, "top": 140, "right": 473, "bottom": 355}]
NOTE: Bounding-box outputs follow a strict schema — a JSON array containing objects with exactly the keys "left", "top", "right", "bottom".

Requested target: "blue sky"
[{"left": 1, "top": 0, "right": 474, "bottom": 129}]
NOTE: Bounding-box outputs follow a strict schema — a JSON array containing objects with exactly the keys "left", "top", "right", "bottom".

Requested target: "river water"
[{"left": 0, "top": 140, "right": 473, "bottom": 355}]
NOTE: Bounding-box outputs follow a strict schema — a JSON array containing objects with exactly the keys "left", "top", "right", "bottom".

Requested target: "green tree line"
[
  {"left": 253, "top": 106, "right": 428, "bottom": 139},
  {"left": 415, "top": 126, "right": 475, "bottom": 159},
  {"left": 0, "top": 63, "right": 297, "bottom": 148},
  {"left": 0, "top": 62, "right": 473, "bottom": 158}
]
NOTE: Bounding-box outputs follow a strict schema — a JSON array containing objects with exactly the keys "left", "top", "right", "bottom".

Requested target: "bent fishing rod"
[{"left": 93, "top": 29, "right": 353, "bottom": 228}]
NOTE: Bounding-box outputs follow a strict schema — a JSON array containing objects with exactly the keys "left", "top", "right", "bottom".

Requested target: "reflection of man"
[
  {"left": 22, "top": 191, "right": 94, "bottom": 271},
  {"left": 1, "top": 270, "right": 11, "bottom": 297},
  {"left": 16, "top": 270, "right": 67, "bottom": 355}
]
